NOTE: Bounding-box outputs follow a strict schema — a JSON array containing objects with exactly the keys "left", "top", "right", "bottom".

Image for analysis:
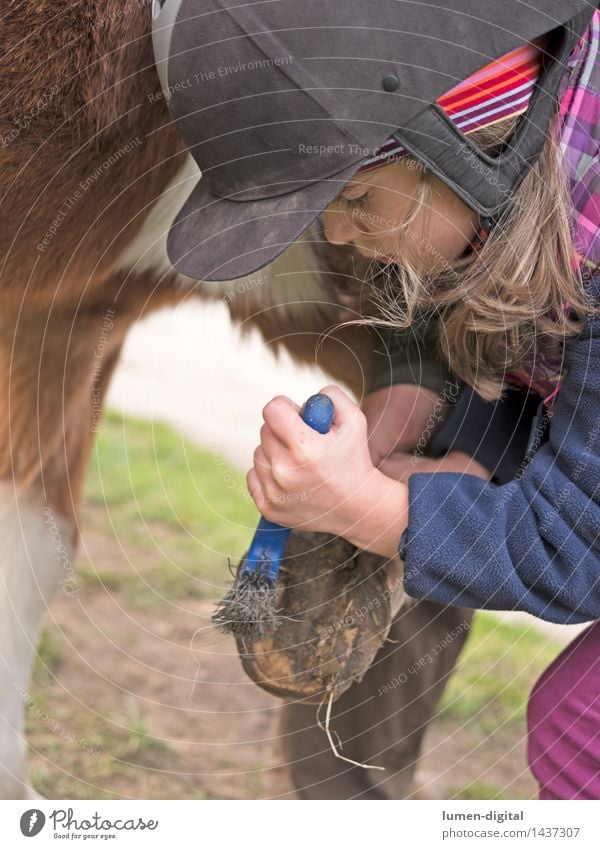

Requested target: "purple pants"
[{"left": 527, "top": 621, "right": 600, "bottom": 799}]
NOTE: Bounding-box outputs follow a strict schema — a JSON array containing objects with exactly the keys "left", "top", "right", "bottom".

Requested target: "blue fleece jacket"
[{"left": 400, "top": 272, "right": 600, "bottom": 625}]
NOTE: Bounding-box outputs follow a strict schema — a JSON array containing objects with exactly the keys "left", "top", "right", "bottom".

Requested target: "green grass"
[
  {"left": 27, "top": 708, "right": 176, "bottom": 800},
  {"left": 455, "top": 780, "right": 508, "bottom": 800},
  {"left": 33, "top": 628, "right": 63, "bottom": 683},
  {"left": 436, "top": 614, "right": 561, "bottom": 799},
  {"left": 440, "top": 612, "right": 559, "bottom": 733},
  {"left": 80, "top": 410, "right": 261, "bottom": 609},
  {"left": 115, "top": 700, "right": 170, "bottom": 762}
]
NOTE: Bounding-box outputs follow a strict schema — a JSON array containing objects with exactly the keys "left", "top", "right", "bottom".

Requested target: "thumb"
[{"left": 318, "top": 384, "right": 364, "bottom": 430}]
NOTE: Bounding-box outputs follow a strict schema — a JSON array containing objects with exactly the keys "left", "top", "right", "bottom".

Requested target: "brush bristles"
[{"left": 212, "top": 565, "right": 281, "bottom": 641}]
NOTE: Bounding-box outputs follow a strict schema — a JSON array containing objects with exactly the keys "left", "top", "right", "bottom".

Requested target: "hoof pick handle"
[{"left": 243, "top": 392, "right": 334, "bottom": 584}]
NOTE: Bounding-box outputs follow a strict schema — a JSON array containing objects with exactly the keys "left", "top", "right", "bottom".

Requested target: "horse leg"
[
  {"left": 0, "top": 303, "right": 127, "bottom": 798},
  {"left": 222, "top": 229, "right": 377, "bottom": 397}
]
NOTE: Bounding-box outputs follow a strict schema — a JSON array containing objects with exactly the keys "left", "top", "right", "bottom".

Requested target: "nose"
[{"left": 322, "top": 204, "right": 359, "bottom": 247}]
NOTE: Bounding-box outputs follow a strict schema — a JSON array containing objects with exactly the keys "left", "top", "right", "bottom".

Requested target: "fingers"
[
  {"left": 378, "top": 451, "right": 415, "bottom": 483},
  {"left": 249, "top": 444, "right": 295, "bottom": 518},
  {"left": 246, "top": 466, "right": 267, "bottom": 513},
  {"left": 259, "top": 422, "right": 285, "bottom": 463},
  {"left": 261, "top": 394, "right": 307, "bottom": 448},
  {"left": 252, "top": 444, "right": 269, "bottom": 476},
  {"left": 361, "top": 383, "right": 445, "bottom": 458},
  {"left": 262, "top": 388, "right": 362, "bottom": 445},
  {"left": 317, "top": 384, "right": 364, "bottom": 431},
  {"left": 252, "top": 443, "right": 283, "bottom": 492}
]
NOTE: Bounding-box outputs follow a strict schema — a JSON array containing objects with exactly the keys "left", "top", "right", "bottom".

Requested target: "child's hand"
[
  {"left": 363, "top": 383, "right": 449, "bottom": 466},
  {"left": 379, "top": 449, "right": 492, "bottom": 483},
  {"left": 247, "top": 384, "right": 408, "bottom": 559}
]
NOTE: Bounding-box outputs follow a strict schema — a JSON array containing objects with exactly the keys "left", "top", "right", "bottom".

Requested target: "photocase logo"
[{"left": 19, "top": 809, "right": 46, "bottom": 837}]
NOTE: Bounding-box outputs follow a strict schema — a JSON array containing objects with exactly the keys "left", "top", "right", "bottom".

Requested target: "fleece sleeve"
[{"left": 401, "top": 275, "right": 600, "bottom": 625}]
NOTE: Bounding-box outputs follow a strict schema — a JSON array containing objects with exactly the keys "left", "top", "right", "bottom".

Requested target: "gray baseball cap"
[{"left": 152, "top": 0, "right": 594, "bottom": 282}]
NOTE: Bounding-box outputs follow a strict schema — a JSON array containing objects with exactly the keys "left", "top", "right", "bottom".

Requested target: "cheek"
[
  {"left": 369, "top": 190, "right": 412, "bottom": 231},
  {"left": 421, "top": 216, "right": 458, "bottom": 258},
  {"left": 405, "top": 197, "right": 474, "bottom": 271},
  {"left": 426, "top": 214, "right": 472, "bottom": 262},
  {"left": 424, "top": 185, "right": 478, "bottom": 258}
]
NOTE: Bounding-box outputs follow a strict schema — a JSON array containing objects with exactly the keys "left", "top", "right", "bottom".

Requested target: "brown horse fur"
[
  {"left": 0, "top": 0, "right": 375, "bottom": 504},
  {"left": 0, "top": 1, "right": 377, "bottom": 797}
]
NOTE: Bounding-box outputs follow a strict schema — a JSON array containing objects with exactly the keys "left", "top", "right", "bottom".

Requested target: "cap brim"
[{"left": 166, "top": 160, "right": 364, "bottom": 282}]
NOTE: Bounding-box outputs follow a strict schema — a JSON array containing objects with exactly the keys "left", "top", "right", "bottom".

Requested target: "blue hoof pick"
[{"left": 212, "top": 392, "right": 334, "bottom": 641}]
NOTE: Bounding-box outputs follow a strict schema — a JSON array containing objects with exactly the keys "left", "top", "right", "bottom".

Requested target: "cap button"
[{"left": 382, "top": 73, "right": 400, "bottom": 92}]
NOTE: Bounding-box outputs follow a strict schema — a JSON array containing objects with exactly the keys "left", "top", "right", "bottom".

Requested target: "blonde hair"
[{"left": 336, "top": 110, "right": 600, "bottom": 401}]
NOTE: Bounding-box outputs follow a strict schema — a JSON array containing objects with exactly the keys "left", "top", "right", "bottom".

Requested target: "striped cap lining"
[{"left": 357, "top": 39, "right": 546, "bottom": 174}]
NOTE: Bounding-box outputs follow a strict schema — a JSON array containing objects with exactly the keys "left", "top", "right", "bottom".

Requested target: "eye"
[{"left": 341, "top": 191, "right": 370, "bottom": 210}]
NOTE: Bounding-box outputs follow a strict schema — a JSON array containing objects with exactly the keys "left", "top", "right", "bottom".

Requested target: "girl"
[
  {"left": 157, "top": 0, "right": 600, "bottom": 799},
  {"left": 247, "top": 11, "right": 600, "bottom": 798}
]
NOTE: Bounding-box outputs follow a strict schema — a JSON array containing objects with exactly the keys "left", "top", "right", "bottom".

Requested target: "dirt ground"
[{"left": 26, "top": 509, "right": 541, "bottom": 801}]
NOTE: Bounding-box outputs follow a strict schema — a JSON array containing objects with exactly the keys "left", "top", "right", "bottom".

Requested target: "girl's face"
[{"left": 322, "top": 158, "right": 481, "bottom": 274}]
